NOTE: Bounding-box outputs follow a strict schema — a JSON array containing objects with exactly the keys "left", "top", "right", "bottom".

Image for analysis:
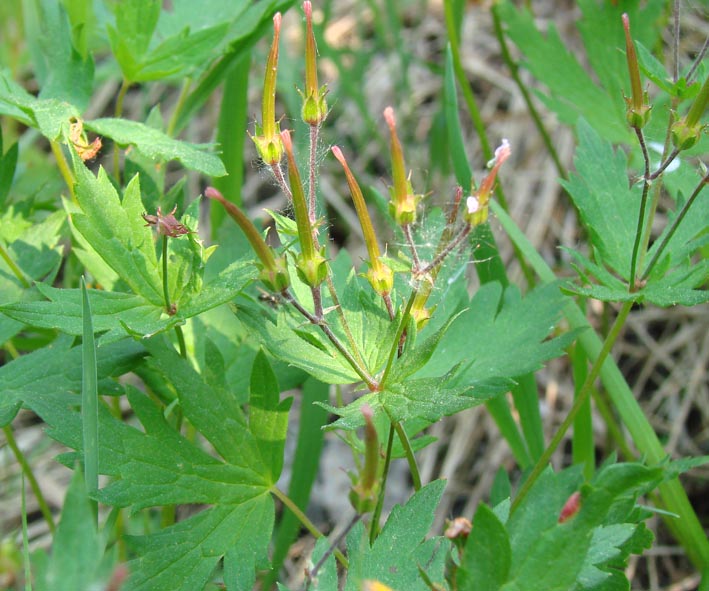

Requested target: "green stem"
[
  {"left": 511, "top": 300, "right": 633, "bottom": 512},
  {"left": 380, "top": 289, "right": 417, "bottom": 387},
  {"left": 21, "top": 476, "right": 31, "bottom": 591},
  {"left": 166, "top": 77, "right": 192, "bottom": 138},
  {"left": 628, "top": 126, "right": 652, "bottom": 289},
  {"left": 393, "top": 421, "right": 422, "bottom": 491},
  {"left": 50, "top": 141, "right": 76, "bottom": 201},
  {"left": 4, "top": 425, "right": 56, "bottom": 534},
  {"left": 161, "top": 235, "right": 186, "bottom": 358},
  {"left": 112, "top": 79, "right": 131, "bottom": 184},
  {"left": 162, "top": 235, "right": 172, "bottom": 313},
  {"left": 641, "top": 171, "right": 708, "bottom": 281},
  {"left": 271, "top": 486, "right": 348, "bottom": 568},
  {"left": 0, "top": 241, "right": 31, "bottom": 288},
  {"left": 370, "top": 424, "right": 395, "bottom": 544}
]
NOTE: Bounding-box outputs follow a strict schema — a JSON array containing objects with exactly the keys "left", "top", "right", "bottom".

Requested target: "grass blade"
[
  {"left": 211, "top": 52, "right": 250, "bottom": 236},
  {"left": 264, "top": 377, "right": 329, "bottom": 587},
  {"left": 81, "top": 276, "right": 99, "bottom": 520}
]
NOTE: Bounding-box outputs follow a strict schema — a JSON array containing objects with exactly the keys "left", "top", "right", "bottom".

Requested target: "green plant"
[{"left": 0, "top": 0, "right": 707, "bottom": 590}]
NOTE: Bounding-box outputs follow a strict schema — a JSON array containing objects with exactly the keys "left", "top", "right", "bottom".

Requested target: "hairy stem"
[
  {"left": 283, "top": 290, "right": 378, "bottom": 390},
  {"left": 370, "top": 424, "right": 395, "bottom": 544},
  {"left": 628, "top": 127, "right": 652, "bottom": 289},
  {"left": 642, "top": 171, "right": 708, "bottom": 281}
]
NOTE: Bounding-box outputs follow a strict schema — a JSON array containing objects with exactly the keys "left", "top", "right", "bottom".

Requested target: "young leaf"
[
  {"left": 106, "top": 0, "right": 161, "bottom": 81},
  {"left": 71, "top": 158, "right": 163, "bottom": 305},
  {"left": 85, "top": 118, "right": 226, "bottom": 176},
  {"left": 345, "top": 481, "right": 449, "bottom": 591}
]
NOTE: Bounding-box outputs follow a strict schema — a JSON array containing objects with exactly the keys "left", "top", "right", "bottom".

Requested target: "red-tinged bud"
[
  {"left": 349, "top": 404, "right": 380, "bottom": 513},
  {"left": 251, "top": 13, "right": 284, "bottom": 164},
  {"left": 464, "top": 139, "right": 511, "bottom": 226},
  {"left": 282, "top": 131, "right": 327, "bottom": 287},
  {"left": 672, "top": 76, "right": 708, "bottom": 150},
  {"left": 142, "top": 206, "right": 191, "bottom": 238},
  {"left": 384, "top": 107, "right": 420, "bottom": 225},
  {"left": 558, "top": 491, "right": 582, "bottom": 523},
  {"left": 444, "top": 516, "right": 472, "bottom": 540},
  {"left": 299, "top": 2, "right": 328, "bottom": 126},
  {"left": 622, "top": 14, "right": 651, "bottom": 129},
  {"left": 205, "top": 187, "right": 290, "bottom": 292},
  {"left": 332, "top": 145, "right": 394, "bottom": 295}
]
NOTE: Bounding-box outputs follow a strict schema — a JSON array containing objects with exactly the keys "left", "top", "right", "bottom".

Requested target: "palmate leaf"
[
  {"left": 345, "top": 481, "right": 450, "bottom": 591},
  {"left": 321, "top": 281, "right": 570, "bottom": 430},
  {"left": 320, "top": 370, "right": 494, "bottom": 432},
  {"left": 0, "top": 258, "right": 256, "bottom": 342},
  {"left": 562, "top": 121, "right": 709, "bottom": 305},
  {"left": 0, "top": 336, "right": 142, "bottom": 426},
  {"left": 237, "top": 303, "right": 364, "bottom": 385},
  {"left": 85, "top": 118, "right": 226, "bottom": 177},
  {"left": 560, "top": 120, "right": 643, "bottom": 281},
  {"left": 418, "top": 281, "right": 573, "bottom": 389},
  {"left": 19, "top": 335, "right": 281, "bottom": 591}
]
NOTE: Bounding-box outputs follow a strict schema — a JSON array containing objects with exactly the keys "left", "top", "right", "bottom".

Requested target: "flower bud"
[
  {"left": 332, "top": 146, "right": 393, "bottom": 295},
  {"left": 282, "top": 130, "right": 327, "bottom": 287},
  {"left": 349, "top": 404, "right": 380, "bottom": 514},
  {"left": 464, "top": 139, "right": 511, "bottom": 227},
  {"left": 384, "top": 107, "right": 420, "bottom": 225},
  {"left": 622, "top": 14, "right": 651, "bottom": 129},
  {"left": 558, "top": 491, "right": 582, "bottom": 523},
  {"left": 299, "top": 2, "right": 328, "bottom": 126},
  {"left": 251, "top": 14, "right": 284, "bottom": 164},
  {"left": 205, "top": 187, "right": 290, "bottom": 291},
  {"left": 671, "top": 76, "right": 708, "bottom": 151}
]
